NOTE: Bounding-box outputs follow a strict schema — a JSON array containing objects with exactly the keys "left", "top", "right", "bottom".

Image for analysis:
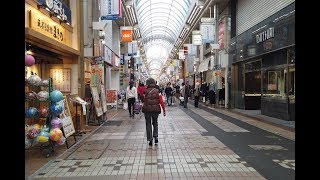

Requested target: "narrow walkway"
[{"left": 29, "top": 103, "right": 295, "bottom": 180}]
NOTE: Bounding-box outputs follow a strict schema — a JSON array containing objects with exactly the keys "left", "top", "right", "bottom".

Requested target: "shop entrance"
[{"left": 244, "top": 60, "right": 262, "bottom": 109}]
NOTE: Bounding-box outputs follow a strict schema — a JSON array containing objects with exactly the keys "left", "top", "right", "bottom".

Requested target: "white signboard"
[
  {"left": 100, "top": 84, "right": 107, "bottom": 113},
  {"left": 200, "top": 23, "right": 215, "bottom": 44},
  {"left": 192, "top": 32, "right": 202, "bottom": 45},
  {"left": 179, "top": 50, "right": 185, "bottom": 60},
  {"left": 184, "top": 44, "right": 197, "bottom": 56},
  {"left": 128, "top": 41, "right": 138, "bottom": 56},
  {"left": 60, "top": 97, "right": 75, "bottom": 138}
]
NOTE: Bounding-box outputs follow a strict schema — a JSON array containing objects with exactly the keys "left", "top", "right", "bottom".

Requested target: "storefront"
[
  {"left": 230, "top": 2, "right": 295, "bottom": 120},
  {"left": 25, "top": 0, "right": 81, "bottom": 94}
]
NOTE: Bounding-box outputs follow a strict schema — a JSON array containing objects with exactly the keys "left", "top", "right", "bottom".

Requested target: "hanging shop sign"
[
  {"left": 37, "top": 0, "right": 72, "bottom": 24},
  {"left": 120, "top": 53, "right": 125, "bottom": 65},
  {"left": 218, "top": 20, "right": 225, "bottom": 49},
  {"left": 183, "top": 44, "right": 197, "bottom": 56},
  {"left": 128, "top": 41, "right": 138, "bottom": 56},
  {"left": 179, "top": 50, "right": 185, "bottom": 60},
  {"left": 104, "top": 46, "right": 112, "bottom": 64},
  {"left": 50, "top": 68, "right": 71, "bottom": 92},
  {"left": 192, "top": 31, "right": 202, "bottom": 45},
  {"left": 29, "top": 10, "right": 71, "bottom": 46},
  {"left": 101, "top": 0, "right": 121, "bottom": 20},
  {"left": 121, "top": 30, "right": 133, "bottom": 42},
  {"left": 200, "top": 22, "right": 215, "bottom": 44}
]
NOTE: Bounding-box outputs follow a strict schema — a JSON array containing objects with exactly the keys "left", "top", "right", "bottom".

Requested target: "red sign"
[
  {"left": 218, "top": 20, "right": 225, "bottom": 49},
  {"left": 121, "top": 30, "right": 132, "bottom": 42},
  {"left": 183, "top": 46, "right": 188, "bottom": 55}
]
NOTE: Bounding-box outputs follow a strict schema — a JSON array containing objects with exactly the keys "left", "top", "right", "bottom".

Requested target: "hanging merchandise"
[
  {"left": 49, "top": 128, "right": 63, "bottom": 141},
  {"left": 50, "top": 117, "right": 63, "bottom": 129},
  {"left": 49, "top": 103, "right": 63, "bottom": 117},
  {"left": 50, "top": 90, "right": 64, "bottom": 103},
  {"left": 27, "top": 75, "right": 42, "bottom": 86},
  {"left": 25, "top": 54, "right": 35, "bottom": 66},
  {"left": 38, "top": 107, "right": 49, "bottom": 118},
  {"left": 37, "top": 91, "right": 49, "bottom": 101}
]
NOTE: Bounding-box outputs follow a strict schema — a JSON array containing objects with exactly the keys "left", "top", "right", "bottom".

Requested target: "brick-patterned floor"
[{"left": 28, "top": 104, "right": 294, "bottom": 179}]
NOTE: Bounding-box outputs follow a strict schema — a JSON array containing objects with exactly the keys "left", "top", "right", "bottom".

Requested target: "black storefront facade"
[{"left": 230, "top": 2, "right": 295, "bottom": 121}]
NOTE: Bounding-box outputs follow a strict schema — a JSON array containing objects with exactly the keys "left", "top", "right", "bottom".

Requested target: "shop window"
[{"left": 262, "top": 67, "right": 286, "bottom": 98}]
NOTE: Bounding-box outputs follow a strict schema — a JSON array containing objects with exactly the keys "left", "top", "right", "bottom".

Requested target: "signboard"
[
  {"left": 128, "top": 41, "right": 138, "bottom": 55},
  {"left": 29, "top": 10, "right": 69, "bottom": 45},
  {"left": 218, "top": 20, "right": 225, "bottom": 49},
  {"left": 200, "top": 23, "right": 215, "bottom": 44},
  {"left": 50, "top": 68, "right": 71, "bottom": 92},
  {"left": 106, "top": 90, "right": 117, "bottom": 109},
  {"left": 60, "top": 97, "right": 75, "bottom": 138},
  {"left": 120, "top": 53, "right": 125, "bottom": 65},
  {"left": 91, "top": 64, "right": 103, "bottom": 91},
  {"left": 100, "top": 84, "right": 107, "bottom": 113},
  {"left": 184, "top": 44, "right": 197, "bottom": 56},
  {"left": 192, "top": 31, "right": 202, "bottom": 45},
  {"left": 37, "top": 0, "right": 72, "bottom": 24},
  {"left": 179, "top": 50, "right": 185, "bottom": 60},
  {"left": 91, "top": 86, "right": 103, "bottom": 117},
  {"left": 121, "top": 30, "right": 133, "bottom": 42},
  {"left": 101, "top": 0, "right": 121, "bottom": 20}
]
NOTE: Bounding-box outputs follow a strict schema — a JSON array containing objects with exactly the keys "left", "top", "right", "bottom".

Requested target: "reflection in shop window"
[{"left": 262, "top": 68, "right": 286, "bottom": 98}]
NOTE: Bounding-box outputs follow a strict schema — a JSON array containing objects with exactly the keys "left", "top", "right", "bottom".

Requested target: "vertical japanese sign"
[
  {"left": 128, "top": 41, "right": 138, "bottom": 56},
  {"left": 50, "top": 68, "right": 71, "bottom": 92},
  {"left": 100, "top": 84, "right": 107, "bottom": 113},
  {"left": 218, "top": 20, "right": 225, "bottom": 49},
  {"left": 101, "top": 0, "right": 121, "bottom": 20},
  {"left": 200, "top": 23, "right": 215, "bottom": 44},
  {"left": 60, "top": 97, "right": 75, "bottom": 138},
  {"left": 91, "top": 64, "right": 104, "bottom": 93},
  {"left": 179, "top": 50, "right": 185, "bottom": 60},
  {"left": 192, "top": 31, "right": 202, "bottom": 45}
]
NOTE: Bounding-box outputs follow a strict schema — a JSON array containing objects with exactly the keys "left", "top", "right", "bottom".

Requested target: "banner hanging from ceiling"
[{"left": 101, "top": 0, "right": 122, "bottom": 20}]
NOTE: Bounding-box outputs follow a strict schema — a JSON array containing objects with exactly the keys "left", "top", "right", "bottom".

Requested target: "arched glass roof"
[{"left": 135, "top": 0, "right": 193, "bottom": 77}]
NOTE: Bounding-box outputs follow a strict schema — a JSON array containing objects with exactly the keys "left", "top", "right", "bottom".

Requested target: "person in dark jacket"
[
  {"left": 164, "top": 82, "right": 173, "bottom": 106},
  {"left": 142, "top": 78, "right": 166, "bottom": 146}
]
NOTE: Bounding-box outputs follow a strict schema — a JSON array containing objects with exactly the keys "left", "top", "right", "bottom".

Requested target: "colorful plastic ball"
[
  {"left": 33, "top": 124, "right": 41, "bottom": 131},
  {"left": 50, "top": 90, "right": 63, "bottom": 103},
  {"left": 38, "top": 107, "right": 49, "bottom": 117},
  {"left": 26, "top": 128, "right": 39, "bottom": 139},
  {"left": 55, "top": 136, "right": 66, "bottom": 146},
  {"left": 50, "top": 104, "right": 63, "bottom": 116},
  {"left": 40, "top": 79, "right": 49, "bottom": 86},
  {"left": 36, "top": 131, "right": 50, "bottom": 143},
  {"left": 37, "top": 91, "right": 49, "bottom": 101},
  {"left": 27, "top": 75, "right": 41, "bottom": 86},
  {"left": 40, "top": 125, "right": 50, "bottom": 132},
  {"left": 25, "top": 91, "right": 37, "bottom": 101},
  {"left": 25, "top": 54, "right": 35, "bottom": 66},
  {"left": 25, "top": 137, "right": 32, "bottom": 149},
  {"left": 25, "top": 107, "right": 39, "bottom": 118},
  {"left": 51, "top": 117, "right": 63, "bottom": 129},
  {"left": 49, "top": 128, "right": 63, "bottom": 141}
]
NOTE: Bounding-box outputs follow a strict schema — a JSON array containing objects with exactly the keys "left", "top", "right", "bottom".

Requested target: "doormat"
[{"left": 65, "top": 141, "right": 110, "bottom": 160}]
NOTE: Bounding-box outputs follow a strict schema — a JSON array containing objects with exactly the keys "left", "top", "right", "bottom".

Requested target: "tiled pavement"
[{"left": 29, "top": 104, "right": 294, "bottom": 180}]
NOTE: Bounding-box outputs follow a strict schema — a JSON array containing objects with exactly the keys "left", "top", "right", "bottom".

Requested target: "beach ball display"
[
  {"left": 37, "top": 91, "right": 49, "bottom": 101},
  {"left": 55, "top": 136, "right": 66, "bottom": 146},
  {"left": 51, "top": 117, "right": 62, "bottom": 129},
  {"left": 50, "top": 103, "right": 63, "bottom": 116},
  {"left": 50, "top": 90, "right": 63, "bottom": 103},
  {"left": 25, "top": 107, "right": 39, "bottom": 118},
  {"left": 27, "top": 75, "right": 41, "bottom": 86},
  {"left": 40, "top": 125, "right": 50, "bottom": 132},
  {"left": 26, "top": 127, "right": 39, "bottom": 139},
  {"left": 49, "top": 128, "right": 63, "bottom": 141},
  {"left": 38, "top": 107, "right": 49, "bottom": 117},
  {"left": 25, "top": 91, "right": 37, "bottom": 101},
  {"left": 40, "top": 79, "right": 49, "bottom": 86},
  {"left": 25, "top": 54, "right": 35, "bottom": 66},
  {"left": 33, "top": 124, "right": 41, "bottom": 131},
  {"left": 36, "top": 131, "right": 50, "bottom": 143},
  {"left": 25, "top": 137, "right": 32, "bottom": 149}
]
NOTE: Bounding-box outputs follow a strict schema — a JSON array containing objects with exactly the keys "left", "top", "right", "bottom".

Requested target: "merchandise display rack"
[{"left": 25, "top": 78, "right": 55, "bottom": 158}]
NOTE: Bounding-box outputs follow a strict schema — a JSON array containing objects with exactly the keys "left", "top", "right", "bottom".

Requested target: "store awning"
[{"left": 197, "top": 59, "right": 210, "bottom": 72}]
